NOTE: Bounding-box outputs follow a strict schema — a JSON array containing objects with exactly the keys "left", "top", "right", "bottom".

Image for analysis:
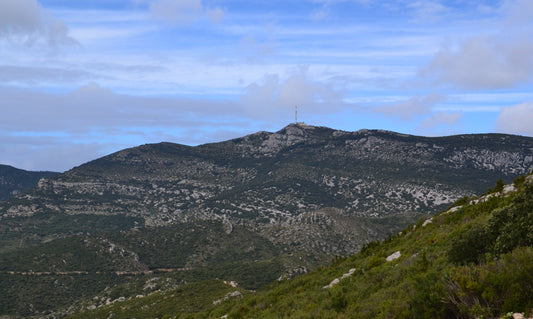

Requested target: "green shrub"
[
  {"left": 445, "top": 247, "right": 533, "bottom": 317},
  {"left": 488, "top": 184, "right": 533, "bottom": 255},
  {"left": 327, "top": 286, "right": 348, "bottom": 312},
  {"left": 448, "top": 223, "right": 493, "bottom": 265},
  {"left": 365, "top": 255, "right": 384, "bottom": 269},
  {"left": 450, "top": 196, "right": 470, "bottom": 208},
  {"left": 514, "top": 175, "right": 526, "bottom": 188}
]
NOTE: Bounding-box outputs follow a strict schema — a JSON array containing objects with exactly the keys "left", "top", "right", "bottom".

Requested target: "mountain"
[
  {"left": 2, "top": 124, "right": 533, "bottom": 253},
  {"left": 1, "top": 124, "right": 533, "bottom": 317},
  {"left": 0, "top": 164, "right": 57, "bottom": 201},
  {"left": 65, "top": 173, "right": 533, "bottom": 319}
]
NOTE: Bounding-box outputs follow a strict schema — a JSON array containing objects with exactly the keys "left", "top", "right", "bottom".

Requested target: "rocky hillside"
[
  {"left": 67, "top": 173, "right": 533, "bottom": 319},
  {"left": 2, "top": 124, "right": 533, "bottom": 256},
  {"left": 0, "top": 164, "right": 57, "bottom": 201}
]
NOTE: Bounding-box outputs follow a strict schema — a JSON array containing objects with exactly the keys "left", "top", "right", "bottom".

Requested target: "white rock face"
[
  {"left": 323, "top": 268, "right": 356, "bottom": 289},
  {"left": 222, "top": 280, "right": 238, "bottom": 288},
  {"left": 445, "top": 205, "right": 463, "bottom": 214},
  {"left": 341, "top": 268, "right": 356, "bottom": 279},
  {"left": 259, "top": 124, "right": 312, "bottom": 154},
  {"left": 386, "top": 251, "right": 401, "bottom": 262},
  {"left": 502, "top": 184, "right": 517, "bottom": 195},
  {"left": 323, "top": 278, "right": 340, "bottom": 289},
  {"left": 213, "top": 291, "right": 243, "bottom": 305}
]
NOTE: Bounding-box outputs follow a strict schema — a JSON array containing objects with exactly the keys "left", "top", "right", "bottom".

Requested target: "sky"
[{"left": 1, "top": 0, "right": 533, "bottom": 172}]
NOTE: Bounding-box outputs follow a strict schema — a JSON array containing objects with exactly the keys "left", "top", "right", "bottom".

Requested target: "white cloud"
[
  {"left": 406, "top": 1, "right": 450, "bottom": 22},
  {"left": 0, "top": 83, "right": 248, "bottom": 171},
  {"left": 69, "top": 25, "right": 155, "bottom": 44},
  {"left": 241, "top": 74, "right": 279, "bottom": 117},
  {"left": 420, "top": 34, "right": 533, "bottom": 89},
  {"left": 0, "top": 84, "right": 241, "bottom": 133},
  {"left": 420, "top": 0, "right": 533, "bottom": 90},
  {"left": 0, "top": 0, "right": 42, "bottom": 34},
  {"left": 206, "top": 6, "right": 225, "bottom": 24},
  {"left": 503, "top": 0, "right": 533, "bottom": 28},
  {"left": 0, "top": 0, "right": 76, "bottom": 47},
  {"left": 495, "top": 102, "right": 533, "bottom": 135},
  {"left": 149, "top": 0, "right": 202, "bottom": 24},
  {"left": 374, "top": 93, "right": 446, "bottom": 120},
  {"left": 416, "top": 112, "right": 462, "bottom": 135},
  {"left": 0, "top": 65, "right": 91, "bottom": 85},
  {"left": 143, "top": 0, "right": 224, "bottom": 25},
  {"left": 238, "top": 33, "right": 275, "bottom": 63},
  {"left": 240, "top": 66, "right": 345, "bottom": 119},
  {"left": 310, "top": 0, "right": 451, "bottom": 22}
]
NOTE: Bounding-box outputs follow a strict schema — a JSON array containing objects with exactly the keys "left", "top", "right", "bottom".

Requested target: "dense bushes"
[
  {"left": 489, "top": 184, "right": 533, "bottom": 255},
  {"left": 445, "top": 247, "right": 533, "bottom": 317},
  {"left": 448, "top": 223, "right": 493, "bottom": 265},
  {"left": 448, "top": 182, "right": 533, "bottom": 265}
]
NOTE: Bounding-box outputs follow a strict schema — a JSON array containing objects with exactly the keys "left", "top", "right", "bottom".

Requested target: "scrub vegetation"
[{"left": 66, "top": 173, "right": 533, "bottom": 319}]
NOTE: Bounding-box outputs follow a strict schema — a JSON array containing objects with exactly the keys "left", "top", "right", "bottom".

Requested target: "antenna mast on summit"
[{"left": 295, "top": 105, "right": 298, "bottom": 124}]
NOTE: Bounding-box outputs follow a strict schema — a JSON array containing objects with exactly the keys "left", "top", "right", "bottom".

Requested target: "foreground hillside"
[{"left": 67, "top": 173, "right": 533, "bottom": 319}]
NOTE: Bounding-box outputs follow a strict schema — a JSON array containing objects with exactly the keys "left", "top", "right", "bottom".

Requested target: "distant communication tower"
[{"left": 295, "top": 105, "right": 298, "bottom": 123}]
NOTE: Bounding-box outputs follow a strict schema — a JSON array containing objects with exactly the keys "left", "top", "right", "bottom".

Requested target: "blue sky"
[{"left": 1, "top": 0, "right": 533, "bottom": 171}]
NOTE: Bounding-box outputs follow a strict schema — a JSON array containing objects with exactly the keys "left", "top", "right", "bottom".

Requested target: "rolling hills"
[{"left": 1, "top": 123, "right": 533, "bottom": 317}]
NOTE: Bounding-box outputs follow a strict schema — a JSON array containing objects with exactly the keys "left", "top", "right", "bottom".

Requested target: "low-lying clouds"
[
  {"left": 374, "top": 93, "right": 446, "bottom": 120},
  {"left": 241, "top": 67, "right": 345, "bottom": 119},
  {"left": 416, "top": 112, "right": 463, "bottom": 136},
  {"left": 496, "top": 102, "right": 533, "bottom": 136},
  {"left": 0, "top": 84, "right": 240, "bottom": 133},
  {"left": 0, "top": 68, "right": 344, "bottom": 134}
]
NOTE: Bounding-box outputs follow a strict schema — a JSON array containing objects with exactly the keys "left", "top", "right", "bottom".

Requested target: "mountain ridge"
[
  {"left": 1, "top": 124, "right": 532, "bottom": 262},
  {"left": 3, "top": 124, "right": 533, "bottom": 229}
]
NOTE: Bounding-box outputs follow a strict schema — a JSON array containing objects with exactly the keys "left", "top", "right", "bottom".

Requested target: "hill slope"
[{"left": 67, "top": 172, "right": 533, "bottom": 319}]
